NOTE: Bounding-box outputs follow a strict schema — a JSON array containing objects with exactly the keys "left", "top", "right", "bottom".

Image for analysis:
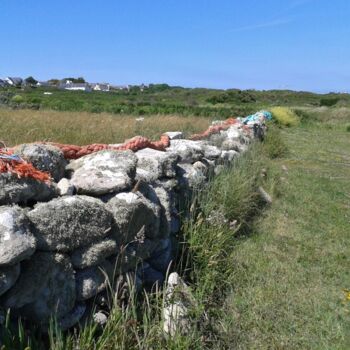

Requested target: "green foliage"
[
  {"left": 271, "top": 106, "right": 300, "bottom": 127},
  {"left": 11, "top": 94, "right": 24, "bottom": 103},
  {"left": 1, "top": 85, "right": 350, "bottom": 118},
  {"left": 263, "top": 125, "right": 288, "bottom": 158},
  {"left": 62, "top": 77, "right": 86, "bottom": 83},
  {"left": 346, "top": 124, "right": 350, "bottom": 132},
  {"left": 320, "top": 97, "right": 339, "bottom": 107}
]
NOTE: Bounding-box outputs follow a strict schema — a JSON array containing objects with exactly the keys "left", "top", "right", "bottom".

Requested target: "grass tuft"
[{"left": 262, "top": 125, "right": 288, "bottom": 158}]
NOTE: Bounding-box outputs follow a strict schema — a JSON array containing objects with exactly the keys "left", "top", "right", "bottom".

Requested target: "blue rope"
[{"left": 0, "top": 154, "right": 23, "bottom": 162}]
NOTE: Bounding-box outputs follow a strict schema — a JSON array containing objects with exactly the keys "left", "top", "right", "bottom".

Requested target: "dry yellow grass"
[{"left": 0, "top": 108, "right": 212, "bottom": 146}]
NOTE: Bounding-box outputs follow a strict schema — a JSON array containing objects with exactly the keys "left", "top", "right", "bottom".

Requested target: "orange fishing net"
[
  {"left": 48, "top": 134, "right": 171, "bottom": 160},
  {"left": 0, "top": 150, "right": 51, "bottom": 183}
]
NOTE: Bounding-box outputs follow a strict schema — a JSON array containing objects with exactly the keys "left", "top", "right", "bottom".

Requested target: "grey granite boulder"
[
  {"left": 71, "top": 238, "right": 118, "bottom": 269},
  {"left": 136, "top": 148, "right": 179, "bottom": 179},
  {"left": 14, "top": 143, "right": 67, "bottom": 182},
  {"left": 68, "top": 150, "right": 137, "bottom": 196},
  {"left": 220, "top": 150, "right": 238, "bottom": 163},
  {"left": 177, "top": 163, "right": 207, "bottom": 189},
  {"left": 2, "top": 252, "right": 76, "bottom": 323},
  {"left": 148, "top": 238, "right": 173, "bottom": 273},
  {"left": 164, "top": 131, "right": 184, "bottom": 140},
  {"left": 0, "top": 206, "right": 36, "bottom": 266},
  {"left": 163, "top": 272, "right": 193, "bottom": 336},
  {"left": 109, "top": 238, "right": 161, "bottom": 275},
  {"left": 138, "top": 263, "right": 164, "bottom": 289},
  {"left": 75, "top": 260, "right": 113, "bottom": 301},
  {"left": 58, "top": 302, "right": 86, "bottom": 330},
  {"left": 0, "top": 264, "right": 20, "bottom": 296},
  {"left": 57, "top": 178, "right": 75, "bottom": 196},
  {"left": 152, "top": 185, "right": 173, "bottom": 238},
  {"left": 166, "top": 140, "right": 204, "bottom": 163},
  {"left": 28, "top": 196, "right": 113, "bottom": 252},
  {"left": 0, "top": 173, "right": 57, "bottom": 205},
  {"left": 106, "top": 191, "right": 160, "bottom": 242}
]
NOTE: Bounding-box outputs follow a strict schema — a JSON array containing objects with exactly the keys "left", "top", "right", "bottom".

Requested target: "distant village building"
[
  {"left": 111, "top": 84, "right": 130, "bottom": 92},
  {"left": 91, "top": 83, "right": 110, "bottom": 92},
  {"left": 5, "top": 77, "right": 23, "bottom": 87},
  {"left": 59, "top": 80, "right": 92, "bottom": 92},
  {"left": 36, "top": 81, "right": 51, "bottom": 87}
]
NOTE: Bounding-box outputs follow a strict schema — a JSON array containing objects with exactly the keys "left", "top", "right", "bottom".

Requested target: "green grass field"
[
  {"left": 1, "top": 105, "right": 349, "bottom": 349},
  {"left": 220, "top": 118, "right": 350, "bottom": 349}
]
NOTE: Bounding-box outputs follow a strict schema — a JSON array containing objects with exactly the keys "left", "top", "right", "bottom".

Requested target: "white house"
[
  {"left": 59, "top": 80, "right": 92, "bottom": 92},
  {"left": 91, "top": 83, "right": 110, "bottom": 92},
  {"left": 5, "top": 77, "right": 23, "bottom": 86}
]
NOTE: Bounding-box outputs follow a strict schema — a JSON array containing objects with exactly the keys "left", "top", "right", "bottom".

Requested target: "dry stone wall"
[{"left": 0, "top": 120, "right": 264, "bottom": 329}]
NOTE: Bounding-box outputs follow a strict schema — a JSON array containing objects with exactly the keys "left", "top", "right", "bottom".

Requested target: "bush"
[
  {"left": 346, "top": 124, "right": 350, "bottom": 132},
  {"left": 271, "top": 107, "right": 300, "bottom": 127},
  {"left": 263, "top": 126, "right": 288, "bottom": 158},
  {"left": 320, "top": 97, "right": 339, "bottom": 107},
  {"left": 11, "top": 95, "right": 24, "bottom": 104}
]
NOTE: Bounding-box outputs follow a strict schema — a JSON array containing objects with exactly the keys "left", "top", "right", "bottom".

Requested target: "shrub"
[
  {"left": 271, "top": 107, "right": 300, "bottom": 127},
  {"left": 263, "top": 126, "right": 288, "bottom": 158},
  {"left": 11, "top": 95, "right": 24, "bottom": 104},
  {"left": 346, "top": 124, "right": 350, "bottom": 132},
  {"left": 320, "top": 97, "right": 339, "bottom": 107}
]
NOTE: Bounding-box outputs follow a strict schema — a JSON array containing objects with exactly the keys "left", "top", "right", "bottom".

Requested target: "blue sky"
[{"left": 0, "top": 0, "right": 349, "bottom": 91}]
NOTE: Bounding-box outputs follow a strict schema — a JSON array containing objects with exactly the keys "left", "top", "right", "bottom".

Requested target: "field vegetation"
[
  {"left": 0, "top": 100, "right": 349, "bottom": 349},
  {"left": 1, "top": 84, "right": 350, "bottom": 118}
]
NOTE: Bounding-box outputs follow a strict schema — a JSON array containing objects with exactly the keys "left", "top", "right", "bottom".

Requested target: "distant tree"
[
  {"left": 62, "top": 77, "right": 86, "bottom": 83},
  {"left": 75, "top": 77, "right": 85, "bottom": 83},
  {"left": 24, "top": 76, "right": 38, "bottom": 85}
]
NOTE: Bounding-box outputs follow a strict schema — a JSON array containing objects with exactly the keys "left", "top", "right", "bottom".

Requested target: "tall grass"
[{"left": 0, "top": 109, "right": 211, "bottom": 146}]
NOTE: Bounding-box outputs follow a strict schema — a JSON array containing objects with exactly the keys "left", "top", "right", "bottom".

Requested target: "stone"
[
  {"left": 192, "top": 161, "right": 209, "bottom": 176},
  {"left": 0, "top": 206, "right": 36, "bottom": 266},
  {"left": 93, "top": 311, "right": 108, "bottom": 326},
  {"left": 164, "top": 131, "right": 184, "bottom": 140},
  {"left": 202, "top": 144, "right": 221, "bottom": 160},
  {"left": 0, "top": 173, "right": 57, "bottom": 206},
  {"left": 177, "top": 163, "right": 207, "bottom": 189},
  {"left": 163, "top": 272, "right": 193, "bottom": 336},
  {"left": 114, "top": 272, "right": 142, "bottom": 302},
  {"left": 28, "top": 195, "right": 113, "bottom": 252},
  {"left": 167, "top": 139, "right": 205, "bottom": 163},
  {"left": 2, "top": 252, "right": 76, "bottom": 323},
  {"left": 71, "top": 238, "right": 118, "bottom": 269},
  {"left": 0, "top": 264, "right": 20, "bottom": 296},
  {"left": 68, "top": 150, "right": 137, "bottom": 196},
  {"left": 112, "top": 238, "right": 161, "bottom": 274},
  {"left": 75, "top": 260, "right": 113, "bottom": 301},
  {"left": 221, "top": 139, "right": 246, "bottom": 152},
  {"left": 58, "top": 302, "right": 86, "bottom": 330},
  {"left": 57, "top": 178, "right": 75, "bottom": 196},
  {"left": 136, "top": 148, "right": 179, "bottom": 179},
  {"left": 152, "top": 185, "right": 173, "bottom": 238},
  {"left": 14, "top": 143, "right": 67, "bottom": 182},
  {"left": 106, "top": 191, "right": 160, "bottom": 242},
  {"left": 148, "top": 238, "right": 173, "bottom": 273},
  {"left": 220, "top": 150, "right": 238, "bottom": 163},
  {"left": 138, "top": 264, "right": 164, "bottom": 289}
]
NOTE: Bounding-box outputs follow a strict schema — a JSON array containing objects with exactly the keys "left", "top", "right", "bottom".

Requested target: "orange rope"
[
  {"left": 47, "top": 134, "right": 171, "bottom": 160},
  {"left": 0, "top": 116, "right": 251, "bottom": 182},
  {"left": 0, "top": 149, "right": 51, "bottom": 183},
  {"left": 190, "top": 118, "right": 238, "bottom": 140}
]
